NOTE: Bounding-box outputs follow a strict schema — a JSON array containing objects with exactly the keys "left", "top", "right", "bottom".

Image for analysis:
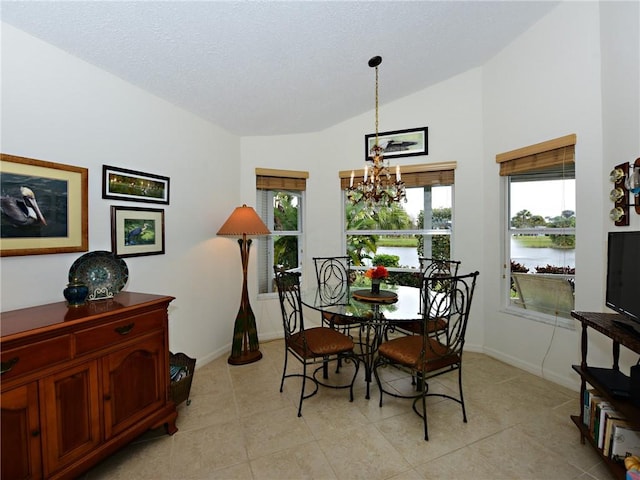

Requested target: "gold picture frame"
[{"left": 0, "top": 153, "right": 88, "bottom": 257}]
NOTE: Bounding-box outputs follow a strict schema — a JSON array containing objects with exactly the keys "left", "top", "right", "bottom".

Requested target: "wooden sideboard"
[{"left": 1, "top": 292, "right": 178, "bottom": 480}]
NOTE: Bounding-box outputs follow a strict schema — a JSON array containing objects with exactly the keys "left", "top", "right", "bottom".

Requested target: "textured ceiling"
[{"left": 1, "top": 1, "right": 559, "bottom": 136}]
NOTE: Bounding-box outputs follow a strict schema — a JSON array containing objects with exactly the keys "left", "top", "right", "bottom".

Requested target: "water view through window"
[{"left": 369, "top": 180, "right": 575, "bottom": 272}]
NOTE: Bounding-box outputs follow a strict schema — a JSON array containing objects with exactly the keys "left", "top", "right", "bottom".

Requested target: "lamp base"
[{"left": 227, "top": 349, "right": 263, "bottom": 365}]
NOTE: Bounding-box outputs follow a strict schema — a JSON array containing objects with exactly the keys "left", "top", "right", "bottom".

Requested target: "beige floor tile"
[
  {"left": 413, "top": 445, "right": 512, "bottom": 480},
  {"left": 385, "top": 468, "right": 424, "bottom": 480},
  {"left": 300, "top": 389, "right": 370, "bottom": 440},
  {"left": 375, "top": 400, "right": 472, "bottom": 467},
  {"left": 189, "top": 357, "right": 233, "bottom": 396},
  {"left": 169, "top": 419, "right": 248, "bottom": 477},
  {"left": 250, "top": 441, "right": 338, "bottom": 480},
  {"left": 82, "top": 341, "right": 617, "bottom": 480},
  {"left": 318, "top": 423, "right": 412, "bottom": 480},
  {"left": 470, "top": 426, "right": 584, "bottom": 479},
  {"left": 85, "top": 434, "right": 174, "bottom": 479},
  {"left": 241, "top": 405, "right": 316, "bottom": 460},
  {"left": 175, "top": 388, "right": 239, "bottom": 432},
  {"left": 208, "top": 462, "right": 255, "bottom": 479}
]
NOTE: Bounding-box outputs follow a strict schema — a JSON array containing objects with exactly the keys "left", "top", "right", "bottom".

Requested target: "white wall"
[
  {"left": 482, "top": 1, "right": 639, "bottom": 388},
  {"left": 2, "top": 1, "right": 638, "bottom": 387},
  {"left": 244, "top": 1, "right": 639, "bottom": 390},
  {"left": 241, "top": 68, "right": 487, "bottom": 350},
  {"left": 1, "top": 23, "right": 243, "bottom": 365}
]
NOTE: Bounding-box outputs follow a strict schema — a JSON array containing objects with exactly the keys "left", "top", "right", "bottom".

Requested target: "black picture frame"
[
  {"left": 102, "top": 165, "right": 170, "bottom": 204},
  {"left": 365, "top": 127, "right": 428, "bottom": 161},
  {"left": 111, "top": 206, "right": 165, "bottom": 258}
]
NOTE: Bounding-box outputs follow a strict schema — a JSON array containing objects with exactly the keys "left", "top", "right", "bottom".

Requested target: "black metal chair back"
[
  {"left": 274, "top": 269, "right": 305, "bottom": 341},
  {"left": 422, "top": 271, "right": 478, "bottom": 362},
  {"left": 313, "top": 256, "right": 351, "bottom": 305},
  {"left": 418, "top": 258, "right": 461, "bottom": 315}
]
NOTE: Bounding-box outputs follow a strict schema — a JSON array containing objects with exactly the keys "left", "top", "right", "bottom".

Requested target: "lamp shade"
[{"left": 217, "top": 204, "right": 270, "bottom": 236}]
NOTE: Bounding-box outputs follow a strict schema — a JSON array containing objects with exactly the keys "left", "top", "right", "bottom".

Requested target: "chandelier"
[{"left": 346, "top": 56, "right": 406, "bottom": 209}]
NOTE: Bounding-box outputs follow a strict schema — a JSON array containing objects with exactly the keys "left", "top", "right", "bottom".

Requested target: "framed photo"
[
  {"left": 111, "top": 206, "right": 165, "bottom": 258},
  {"left": 102, "top": 165, "right": 170, "bottom": 204},
  {"left": 1, "top": 153, "right": 88, "bottom": 257},
  {"left": 365, "top": 127, "right": 428, "bottom": 161}
]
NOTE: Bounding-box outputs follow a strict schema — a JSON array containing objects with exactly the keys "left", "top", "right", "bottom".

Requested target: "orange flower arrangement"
[{"left": 365, "top": 265, "right": 388, "bottom": 280}]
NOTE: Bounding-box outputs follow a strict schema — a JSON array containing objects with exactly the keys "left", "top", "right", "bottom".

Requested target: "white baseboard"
[
  {"left": 192, "top": 331, "right": 283, "bottom": 370},
  {"left": 481, "top": 345, "right": 580, "bottom": 392}
]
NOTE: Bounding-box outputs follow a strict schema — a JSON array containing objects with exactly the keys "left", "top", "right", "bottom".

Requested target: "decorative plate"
[{"left": 69, "top": 251, "right": 129, "bottom": 301}]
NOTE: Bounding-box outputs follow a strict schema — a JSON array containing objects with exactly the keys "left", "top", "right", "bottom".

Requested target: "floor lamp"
[{"left": 217, "top": 204, "right": 271, "bottom": 365}]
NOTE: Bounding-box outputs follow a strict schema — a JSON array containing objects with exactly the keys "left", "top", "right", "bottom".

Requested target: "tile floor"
[{"left": 83, "top": 339, "right": 614, "bottom": 480}]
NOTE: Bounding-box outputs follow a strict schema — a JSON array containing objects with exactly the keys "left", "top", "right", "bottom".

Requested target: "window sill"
[
  {"left": 258, "top": 292, "right": 279, "bottom": 300},
  {"left": 502, "top": 305, "right": 575, "bottom": 330}
]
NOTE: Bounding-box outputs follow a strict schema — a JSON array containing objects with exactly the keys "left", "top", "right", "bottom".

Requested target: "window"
[
  {"left": 256, "top": 169, "right": 307, "bottom": 294},
  {"left": 340, "top": 162, "right": 456, "bottom": 287},
  {"left": 497, "top": 134, "right": 576, "bottom": 325}
]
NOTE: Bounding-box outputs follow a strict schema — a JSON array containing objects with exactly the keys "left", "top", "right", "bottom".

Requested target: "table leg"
[{"left": 357, "top": 306, "right": 385, "bottom": 400}]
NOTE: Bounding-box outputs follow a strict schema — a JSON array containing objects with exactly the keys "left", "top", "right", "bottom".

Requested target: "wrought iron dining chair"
[
  {"left": 274, "top": 268, "right": 360, "bottom": 417},
  {"left": 373, "top": 271, "right": 479, "bottom": 440}
]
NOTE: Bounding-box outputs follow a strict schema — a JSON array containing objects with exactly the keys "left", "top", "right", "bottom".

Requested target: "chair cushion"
[
  {"left": 378, "top": 336, "right": 460, "bottom": 373},
  {"left": 288, "top": 327, "right": 355, "bottom": 358}
]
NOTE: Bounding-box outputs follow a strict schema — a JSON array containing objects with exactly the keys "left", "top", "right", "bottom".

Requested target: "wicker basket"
[{"left": 169, "top": 352, "right": 196, "bottom": 406}]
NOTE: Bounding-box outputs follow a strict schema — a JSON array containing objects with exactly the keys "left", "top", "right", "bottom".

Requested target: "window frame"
[
  {"left": 341, "top": 162, "right": 456, "bottom": 280},
  {"left": 256, "top": 169, "right": 307, "bottom": 297},
  {"left": 496, "top": 135, "right": 576, "bottom": 329}
]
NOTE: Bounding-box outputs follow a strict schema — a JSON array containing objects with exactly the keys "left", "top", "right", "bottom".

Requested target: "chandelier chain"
[
  {"left": 374, "top": 64, "right": 379, "bottom": 146},
  {"left": 346, "top": 55, "right": 407, "bottom": 211}
]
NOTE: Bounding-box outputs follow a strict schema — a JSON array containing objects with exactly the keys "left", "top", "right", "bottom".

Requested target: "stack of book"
[
  {"left": 584, "top": 389, "right": 640, "bottom": 463},
  {"left": 170, "top": 363, "right": 189, "bottom": 382}
]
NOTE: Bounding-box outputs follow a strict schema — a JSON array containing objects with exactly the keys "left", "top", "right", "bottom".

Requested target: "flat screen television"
[{"left": 606, "top": 230, "right": 640, "bottom": 335}]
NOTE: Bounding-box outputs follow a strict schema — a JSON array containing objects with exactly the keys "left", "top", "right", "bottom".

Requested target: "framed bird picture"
[
  {"left": 0, "top": 153, "right": 88, "bottom": 257},
  {"left": 365, "top": 126, "right": 428, "bottom": 161},
  {"left": 111, "top": 206, "right": 165, "bottom": 258}
]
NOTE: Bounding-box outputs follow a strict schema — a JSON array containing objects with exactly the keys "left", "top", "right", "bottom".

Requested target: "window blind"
[
  {"left": 338, "top": 161, "right": 456, "bottom": 190},
  {"left": 496, "top": 134, "right": 576, "bottom": 177},
  {"left": 256, "top": 168, "right": 308, "bottom": 191}
]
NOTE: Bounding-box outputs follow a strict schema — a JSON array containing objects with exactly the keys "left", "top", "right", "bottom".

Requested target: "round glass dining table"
[{"left": 301, "top": 285, "right": 422, "bottom": 399}]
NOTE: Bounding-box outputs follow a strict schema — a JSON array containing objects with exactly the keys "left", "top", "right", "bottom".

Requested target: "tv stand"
[
  {"left": 613, "top": 317, "right": 640, "bottom": 337},
  {"left": 570, "top": 311, "right": 640, "bottom": 480}
]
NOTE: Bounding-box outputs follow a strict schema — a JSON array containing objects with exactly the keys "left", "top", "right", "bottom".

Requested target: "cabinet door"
[
  {"left": 40, "top": 361, "right": 101, "bottom": 476},
  {"left": 1, "top": 382, "right": 42, "bottom": 480},
  {"left": 103, "top": 332, "right": 166, "bottom": 438}
]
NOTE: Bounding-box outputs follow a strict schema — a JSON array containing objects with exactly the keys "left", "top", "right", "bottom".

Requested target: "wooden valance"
[
  {"left": 496, "top": 134, "right": 576, "bottom": 176},
  {"left": 256, "top": 168, "right": 308, "bottom": 191},
  {"left": 339, "top": 162, "right": 456, "bottom": 189}
]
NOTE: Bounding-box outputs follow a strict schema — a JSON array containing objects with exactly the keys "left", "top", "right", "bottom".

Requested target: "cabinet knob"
[
  {"left": 31, "top": 429, "right": 40, "bottom": 437},
  {"left": 1, "top": 357, "right": 19, "bottom": 374},
  {"left": 115, "top": 323, "right": 134, "bottom": 335}
]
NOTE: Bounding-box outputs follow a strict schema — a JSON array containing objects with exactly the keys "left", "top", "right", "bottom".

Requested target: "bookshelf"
[{"left": 570, "top": 311, "right": 640, "bottom": 479}]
